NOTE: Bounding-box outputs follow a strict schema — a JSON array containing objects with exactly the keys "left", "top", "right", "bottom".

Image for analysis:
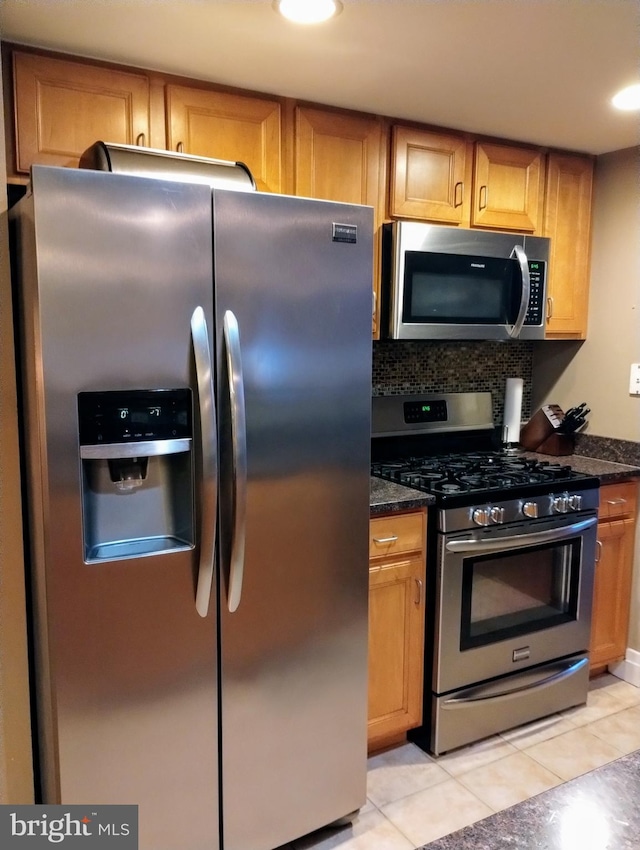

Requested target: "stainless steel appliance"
[
  {"left": 372, "top": 393, "right": 599, "bottom": 755},
  {"left": 11, "top": 164, "right": 373, "bottom": 850},
  {"left": 381, "top": 222, "right": 550, "bottom": 340}
]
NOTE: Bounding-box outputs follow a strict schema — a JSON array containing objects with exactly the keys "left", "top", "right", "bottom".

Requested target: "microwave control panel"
[{"left": 523, "top": 261, "right": 546, "bottom": 326}]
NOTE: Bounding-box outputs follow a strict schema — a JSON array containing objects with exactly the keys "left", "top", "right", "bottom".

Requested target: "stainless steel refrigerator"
[{"left": 11, "top": 164, "right": 373, "bottom": 850}]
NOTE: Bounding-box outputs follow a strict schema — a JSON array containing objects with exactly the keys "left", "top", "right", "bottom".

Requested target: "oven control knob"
[
  {"left": 568, "top": 494, "right": 583, "bottom": 510},
  {"left": 522, "top": 501, "right": 538, "bottom": 518},
  {"left": 490, "top": 506, "right": 505, "bottom": 524},
  {"left": 552, "top": 494, "right": 569, "bottom": 513},
  {"left": 472, "top": 507, "right": 491, "bottom": 526}
]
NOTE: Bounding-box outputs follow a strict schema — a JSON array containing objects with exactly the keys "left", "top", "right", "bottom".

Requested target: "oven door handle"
[{"left": 445, "top": 516, "right": 597, "bottom": 554}]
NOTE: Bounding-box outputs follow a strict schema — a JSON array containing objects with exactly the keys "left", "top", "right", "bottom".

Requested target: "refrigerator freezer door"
[
  {"left": 14, "top": 166, "right": 219, "bottom": 850},
  {"left": 213, "top": 190, "right": 373, "bottom": 850}
]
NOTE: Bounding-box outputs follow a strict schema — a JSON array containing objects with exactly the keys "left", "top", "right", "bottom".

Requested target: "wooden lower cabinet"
[
  {"left": 368, "top": 510, "right": 427, "bottom": 751},
  {"left": 590, "top": 480, "right": 638, "bottom": 671}
]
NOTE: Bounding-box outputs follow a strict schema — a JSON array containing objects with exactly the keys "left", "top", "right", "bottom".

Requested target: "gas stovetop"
[{"left": 371, "top": 453, "right": 590, "bottom": 497}]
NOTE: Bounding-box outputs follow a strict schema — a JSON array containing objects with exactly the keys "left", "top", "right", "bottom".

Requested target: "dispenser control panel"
[{"left": 78, "top": 389, "right": 192, "bottom": 444}]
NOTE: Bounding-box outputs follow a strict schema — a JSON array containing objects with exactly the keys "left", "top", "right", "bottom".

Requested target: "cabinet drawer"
[
  {"left": 370, "top": 512, "right": 425, "bottom": 558},
  {"left": 599, "top": 481, "right": 638, "bottom": 521}
]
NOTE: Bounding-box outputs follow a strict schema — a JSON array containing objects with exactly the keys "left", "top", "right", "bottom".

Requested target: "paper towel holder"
[{"left": 502, "top": 377, "right": 524, "bottom": 455}]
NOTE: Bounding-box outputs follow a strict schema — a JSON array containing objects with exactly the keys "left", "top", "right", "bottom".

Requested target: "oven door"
[{"left": 434, "top": 513, "right": 598, "bottom": 695}]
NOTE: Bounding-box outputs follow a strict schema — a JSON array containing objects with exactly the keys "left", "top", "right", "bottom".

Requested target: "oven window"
[{"left": 460, "top": 539, "right": 581, "bottom": 650}]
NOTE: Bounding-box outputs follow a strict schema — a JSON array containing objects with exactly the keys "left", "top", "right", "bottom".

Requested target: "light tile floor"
[{"left": 287, "top": 673, "right": 640, "bottom": 850}]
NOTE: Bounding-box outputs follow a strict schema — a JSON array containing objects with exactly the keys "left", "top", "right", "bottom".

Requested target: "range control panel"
[
  {"left": 403, "top": 399, "right": 448, "bottom": 424},
  {"left": 78, "top": 389, "right": 192, "bottom": 445}
]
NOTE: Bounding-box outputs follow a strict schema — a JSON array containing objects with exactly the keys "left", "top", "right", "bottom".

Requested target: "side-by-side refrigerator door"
[
  {"left": 13, "top": 166, "right": 219, "bottom": 850},
  {"left": 212, "top": 189, "right": 373, "bottom": 850}
]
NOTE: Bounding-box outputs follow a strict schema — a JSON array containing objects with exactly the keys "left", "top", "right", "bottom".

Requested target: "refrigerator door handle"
[
  {"left": 191, "top": 306, "right": 218, "bottom": 618},
  {"left": 223, "top": 309, "right": 247, "bottom": 613}
]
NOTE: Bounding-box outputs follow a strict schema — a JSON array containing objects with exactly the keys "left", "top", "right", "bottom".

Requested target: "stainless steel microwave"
[{"left": 381, "top": 222, "right": 550, "bottom": 341}]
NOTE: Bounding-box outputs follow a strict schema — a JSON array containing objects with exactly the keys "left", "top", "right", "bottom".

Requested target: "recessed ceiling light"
[
  {"left": 612, "top": 83, "right": 640, "bottom": 111},
  {"left": 275, "top": 0, "right": 343, "bottom": 25}
]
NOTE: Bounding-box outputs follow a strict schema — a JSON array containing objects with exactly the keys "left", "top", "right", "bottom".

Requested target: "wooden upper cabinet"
[
  {"left": 295, "top": 106, "right": 384, "bottom": 339},
  {"left": 472, "top": 141, "right": 544, "bottom": 232},
  {"left": 165, "top": 85, "right": 282, "bottom": 193},
  {"left": 294, "top": 106, "right": 384, "bottom": 220},
  {"left": 390, "top": 125, "right": 471, "bottom": 224},
  {"left": 12, "top": 51, "right": 151, "bottom": 173},
  {"left": 543, "top": 153, "right": 594, "bottom": 338}
]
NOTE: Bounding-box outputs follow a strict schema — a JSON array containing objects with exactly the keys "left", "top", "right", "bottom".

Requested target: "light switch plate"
[{"left": 630, "top": 363, "right": 640, "bottom": 395}]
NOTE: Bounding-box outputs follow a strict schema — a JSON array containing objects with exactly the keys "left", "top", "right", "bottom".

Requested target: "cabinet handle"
[
  {"left": 135, "top": 133, "right": 146, "bottom": 147},
  {"left": 177, "top": 142, "right": 184, "bottom": 153},
  {"left": 606, "top": 498, "right": 627, "bottom": 506},
  {"left": 415, "top": 578, "right": 423, "bottom": 606},
  {"left": 546, "top": 296, "right": 554, "bottom": 320},
  {"left": 479, "top": 185, "right": 488, "bottom": 210},
  {"left": 372, "top": 535, "right": 398, "bottom": 545},
  {"left": 454, "top": 181, "right": 464, "bottom": 208},
  {"left": 595, "top": 540, "right": 602, "bottom": 564}
]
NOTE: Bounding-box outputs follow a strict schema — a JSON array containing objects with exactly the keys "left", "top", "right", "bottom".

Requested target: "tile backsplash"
[{"left": 372, "top": 340, "right": 533, "bottom": 426}]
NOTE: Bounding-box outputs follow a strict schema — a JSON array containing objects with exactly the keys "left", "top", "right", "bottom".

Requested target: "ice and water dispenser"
[{"left": 78, "top": 389, "right": 194, "bottom": 562}]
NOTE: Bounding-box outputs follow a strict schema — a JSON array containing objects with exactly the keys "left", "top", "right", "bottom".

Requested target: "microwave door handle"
[{"left": 507, "top": 245, "right": 530, "bottom": 339}]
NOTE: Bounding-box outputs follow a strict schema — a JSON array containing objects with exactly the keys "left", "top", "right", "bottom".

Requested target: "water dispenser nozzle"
[{"left": 108, "top": 457, "right": 149, "bottom": 492}]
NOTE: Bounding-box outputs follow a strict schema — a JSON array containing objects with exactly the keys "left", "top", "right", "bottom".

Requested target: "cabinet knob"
[
  {"left": 479, "top": 185, "right": 488, "bottom": 210},
  {"left": 372, "top": 535, "right": 398, "bottom": 545},
  {"left": 177, "top": 142, "right": 184, "bottom": 154},
  {"left": 135, "top": 133, "right": 146, "bottom": 147},
  {"left": 415, "top": 578, "right": 423, "bottom": 606},
  {"left": 454, "top": 181, "right": 464, "bottom": 208},
  {"left": 595, "top": 539, "right": 602, "bottom": 564}
]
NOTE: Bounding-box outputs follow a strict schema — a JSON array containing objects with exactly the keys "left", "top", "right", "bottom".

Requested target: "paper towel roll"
[{"left": 503, "top": 378, "right": 524, "bottom": 444}]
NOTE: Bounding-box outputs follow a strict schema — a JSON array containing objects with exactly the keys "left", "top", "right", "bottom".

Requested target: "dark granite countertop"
[
  {"left": 370, "top": 476, "right": 434, "bottom": 515},
  {"left": 524, "top": 451, "right": 640, "bottom": 483},
  {"left": 420, "top": 748, "right": 640, "bottom": 850}
]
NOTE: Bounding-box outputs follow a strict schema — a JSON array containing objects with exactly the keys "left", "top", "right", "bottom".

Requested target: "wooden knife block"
[{"left": 520, "top": 406, "right": 575, "bottom": 456}]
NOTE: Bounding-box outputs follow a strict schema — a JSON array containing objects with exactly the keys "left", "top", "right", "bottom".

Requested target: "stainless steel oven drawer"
[{"left": 431, "top": 652, "right": 589, "bottom": 756}]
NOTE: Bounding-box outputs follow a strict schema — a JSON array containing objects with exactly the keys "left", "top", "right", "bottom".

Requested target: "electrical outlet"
[{"left": 630, "top": 363, "right": 640, "bottom": 395}]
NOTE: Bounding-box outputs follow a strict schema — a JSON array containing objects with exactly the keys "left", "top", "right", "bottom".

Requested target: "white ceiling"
[{"left": 1, "top": 0, "right": 639, "bottom": 155}]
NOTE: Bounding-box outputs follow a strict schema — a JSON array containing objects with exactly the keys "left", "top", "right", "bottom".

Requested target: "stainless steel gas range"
[{"left": 372, "top": 392, "right": 599, "bottom": 756}]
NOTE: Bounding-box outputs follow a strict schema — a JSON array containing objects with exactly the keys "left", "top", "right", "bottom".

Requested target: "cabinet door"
[
  {"left": 390, "top": 125, "right": 471, "bottom": 224},
  {"left": 472, "top": 142, "right": 544, "bottom": 232},
  {"left": 543, "top": 153, "right": 594, "bottom": 338},
  {"left": 295, "top": 106, "right": 384, "bottom": 212},
  {"left": 166, "top": 85, "right": 282, "bottom": 193},
  {"left": 295, "top": 106, "right": 384, "bottom": 338},
  {"left": 12, "top": 51, "right": 151, "bottom": 173},
  {"left": 590, "top": 518, "right": 635, "bottom": 669},
  {"left": 368, "top": 555, "right": 425, "bottom": 748}
]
